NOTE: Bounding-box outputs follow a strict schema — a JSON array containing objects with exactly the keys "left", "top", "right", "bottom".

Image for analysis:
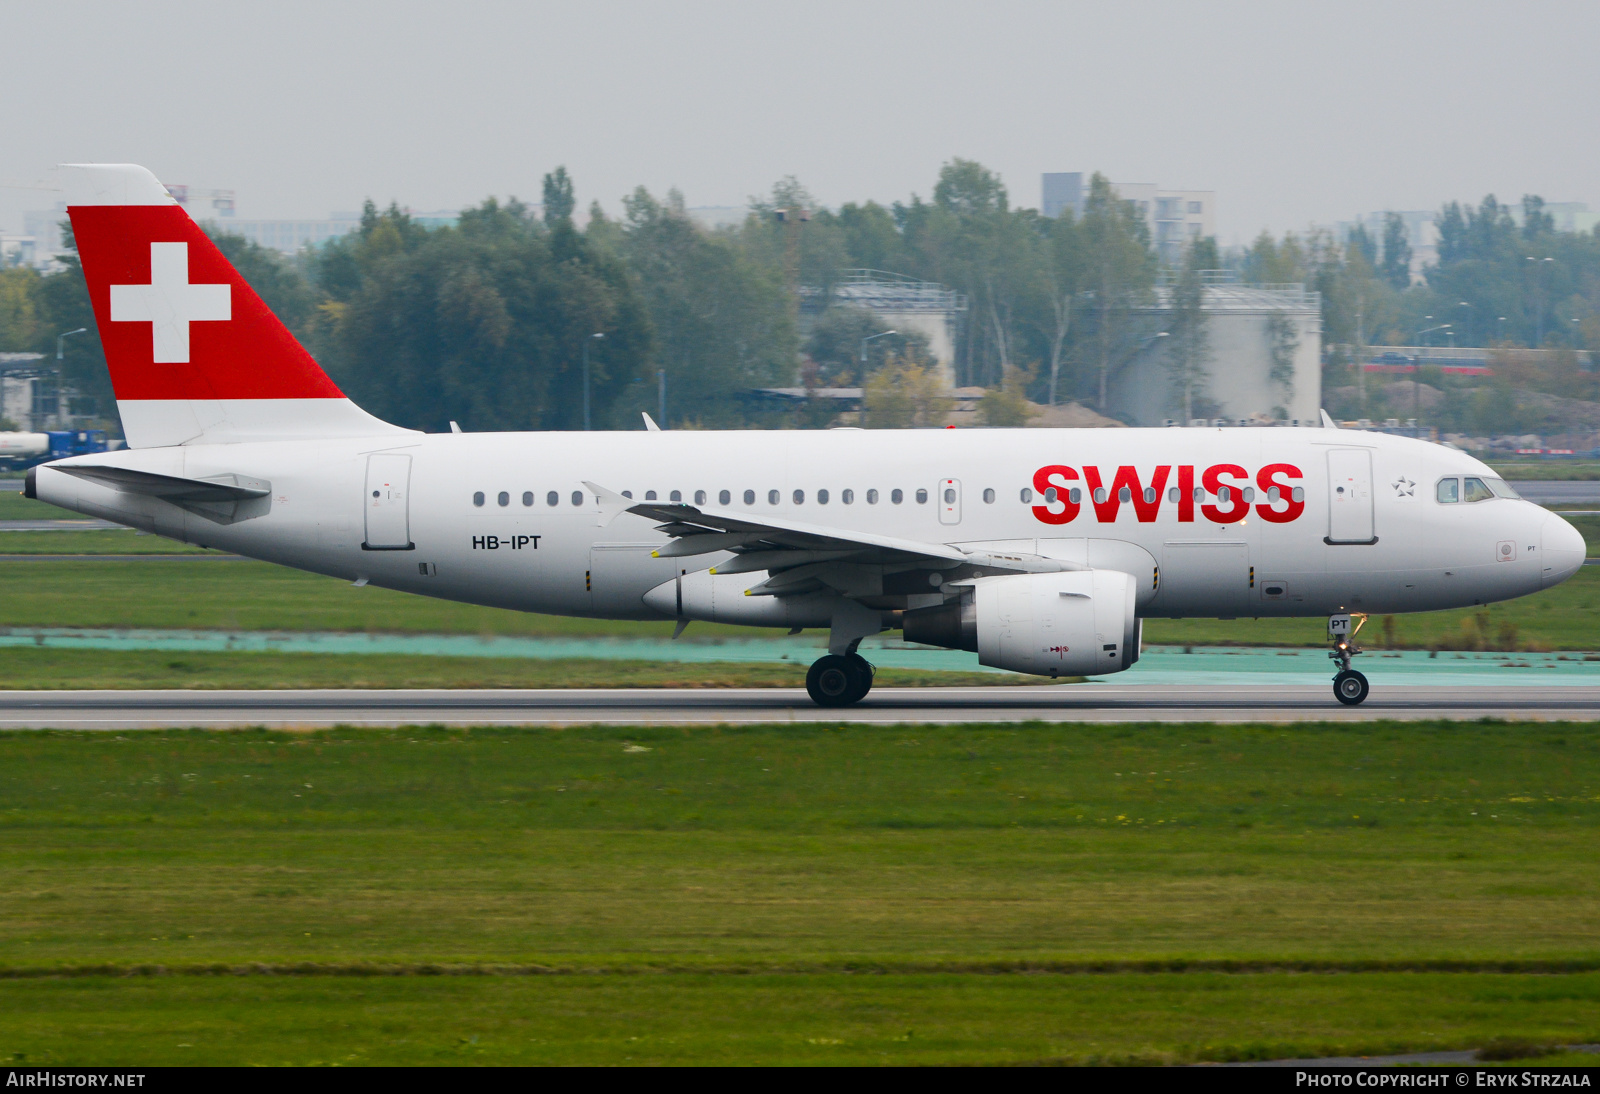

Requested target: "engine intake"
[{"left": 904, "top": 569, "right": 1140, "bottom": 677}]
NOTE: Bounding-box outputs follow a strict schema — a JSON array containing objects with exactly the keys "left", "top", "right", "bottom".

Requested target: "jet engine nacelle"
[{"left": 903, "top": 569, "right": 1141, "bottom": 677}]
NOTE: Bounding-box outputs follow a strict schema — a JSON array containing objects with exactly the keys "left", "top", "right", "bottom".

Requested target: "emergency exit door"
[
  {"left": 1326, "top": 449, "right": 1376, "bottom": 545},
  {"left": 363, "top": 453, "right": 414, "bottom": 550},
  {"left": 938, "top": 478, "right": 961, "bottom": 525}
]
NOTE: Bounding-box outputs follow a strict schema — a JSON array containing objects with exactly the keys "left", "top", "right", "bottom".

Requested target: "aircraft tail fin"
[{"left": 63, "top": 163, "right": 410, "bottom": 448}]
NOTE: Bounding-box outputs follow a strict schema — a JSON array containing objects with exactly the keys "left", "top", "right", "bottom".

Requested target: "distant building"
[
  {"left": 1108, "top": 275, "right": 1323, "bottom": 427},
  {"left": 1043, "top": 173, "right": 1215, "bottom": 266},
  {"left": 0, "top": 353, "right": 98, "bottom": 431},
  {"left": 799, "top": 270, "right": 968, "bottom": 388}
]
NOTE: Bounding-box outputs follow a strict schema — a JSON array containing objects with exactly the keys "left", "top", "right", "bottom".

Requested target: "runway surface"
[{"left": 2, "top": 684, "right": 1598, "bottom": 729}]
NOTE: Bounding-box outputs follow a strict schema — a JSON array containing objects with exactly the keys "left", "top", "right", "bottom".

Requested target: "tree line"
[{"left": 1, "top": 162, "right": 1598, "bottom": 437}]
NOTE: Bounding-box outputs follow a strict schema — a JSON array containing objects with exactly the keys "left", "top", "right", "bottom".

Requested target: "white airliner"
[{"left": 25, "top": 165, "right": 1589, "bottom": 706}]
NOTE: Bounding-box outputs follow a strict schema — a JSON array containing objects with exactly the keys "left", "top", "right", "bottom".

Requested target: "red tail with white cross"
[{"left": 65, "top": 164, "right": 404, "bottom": 448}]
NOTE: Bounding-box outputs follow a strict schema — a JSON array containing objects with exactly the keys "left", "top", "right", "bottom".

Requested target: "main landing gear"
[
  {"left": 1328, "top": 612, "right": 1370, "bottom": 706},
  {"left": 806, "top": 653, "right": 875, "bottom": 707}
]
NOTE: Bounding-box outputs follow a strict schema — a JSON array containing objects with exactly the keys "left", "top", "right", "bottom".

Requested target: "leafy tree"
[
  {"left": 1166, "top": 238, "right": 1217, "bottom": 422},
  {"left": 618, "top": 186, "right": 796, "bottom": 426},
  {"left": 1078, "top": 173, "right": 1157, "bottom": 410},
  {"left": 0, "top": 268, "right": 41, "bottom": 351},
  {"left": 802, "top": 306, "right": 925, "bottom": 386},
  {"left": 977, "top": 364, "right": 1035, "bottom": 427},
  {"left": 861, "top": 355, "right": 952, "bottom": 428},
  {"left": 316, "top": 175, "right": 651, "bottom": 433},
  {"left": 1379, "top": 213, "right": 1412, "bottom": 290}
]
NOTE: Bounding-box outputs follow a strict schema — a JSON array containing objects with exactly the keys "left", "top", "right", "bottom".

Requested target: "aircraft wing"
[{"left": 584, "top": 481, "right": 1070, "bottom": 599}]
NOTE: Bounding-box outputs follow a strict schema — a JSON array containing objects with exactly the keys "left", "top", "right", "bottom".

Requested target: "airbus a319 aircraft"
[{"left": 27, "top": 165, "right": 1589, "bottom": 706}]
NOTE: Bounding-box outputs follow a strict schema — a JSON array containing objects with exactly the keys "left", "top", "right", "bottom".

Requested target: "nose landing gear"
[
  {"left": 805, "top": 653, "right": 875, "bottom": 707},
  {"left": 1328, "top": 612, "right": 1369, "bottom": 705}
]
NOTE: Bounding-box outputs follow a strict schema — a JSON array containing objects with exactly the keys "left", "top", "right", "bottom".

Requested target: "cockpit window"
[
  {"left": 1436, "top": 478, "right": 1459, "bottom": 504},
  {"left": 1483, "top": 477, "right": 1521, "bottom": 500},
  {"left": 1462, "top": 477, "right": 1495, "bottom": 503}
]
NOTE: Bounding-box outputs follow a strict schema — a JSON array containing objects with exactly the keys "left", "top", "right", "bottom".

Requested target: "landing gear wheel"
[
  {"left": 1333, "top": 670, "right": 1369, "bottom": 706},
  {"left": 807, "top": 655, "right": 861, "bottom": 708},
  {"left": 844, "top": 653, "right": 875, "bottom": 703}
]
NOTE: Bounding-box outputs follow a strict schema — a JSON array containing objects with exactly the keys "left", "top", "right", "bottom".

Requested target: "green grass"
[
  {"left": 0, "top": 530, "right": 210, "bottom": 554},
  {"left": 0, "top": 492, "right": 76, "bottom": 520},
  {"left": 3, "top": 555, "right": 1598, "bottom": 649},
  {"left": 4, "top": 971, "right": 1599, "bottom": 1066},
  {"left": 1491, "top": 460, "right": 1600, "bottom": 481},
  {"left": 0, "top": 720, "right": 1598, "bottom": 1064},
  {"left": 0, "top": 648, "right": 1028, "bottom": 690}
]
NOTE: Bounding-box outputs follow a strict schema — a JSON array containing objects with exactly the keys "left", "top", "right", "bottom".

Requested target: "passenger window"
[
  {"left": 1094, "top": 488, "right": 1108, "bottom": 504},
  {"left": 1168, "top": 487, "right": 1179, "bottom": 502},
  {"left": 497, "top": 491, "right": 510, "bottom": 507},
  {"left": 867, "top": 489, "right": 879, "bottom": 504},
  {"left": 645, "top": 490, "right": 657, "bottom": 501},
  {"left": 793, "top": 489, "right": 805, "bottom": 504},
  {"left": 982, "top": 488, "right": 995, "bottom": 503},
  {"left": 1218, "top": 486, "right": 1231, "bottom": 504},
  {"left": 892, "top": 489, "right": 903, "bottom": 504},
  {"left": 1292, "top": 487, "right": 1304, "bottom": 502},
  {"left": 842, "top": 489, "right": 854, "bottom": 504},
  {"left": 571, "top": 490, "right": 583, "bottom": 507},
  {"left": 669, "top": 490, "right": 682, "bottom": 502},
  {"left": 1044, "top": 487, "right": 1057, "bottom": 503},
  {"left": 473, "top": 491, "right": 485, "bottom": 507},
  {"left": 719, "top": 490, "right": 731, "bottom": 505},
  {"left": 523, "top": 491, "right": 535, "bottom": 506},
  {"left": 1020, "top": 488, "right": 1033, "bottom": 503},
  {"left": 1436, "top": 478, "right": 1459, "bottom": 504},
  {"left": 694, "top": 490, "right": 707, "bottom": 505},
  {"left": 621, "top": 491, "right": 632, "bottom": 499},
  {"left": 1193, "top": 487, "right": 1204, "bottom": 502},
  {"left": 1143, "top": 487, "right": 1155, "bottom": 504},
  {"left": 1117, "top": 487, "right": 1131, "bottom": 503},
  {"left": 743, "top": 490, "right": 755, "bottom": 505},
  {"left": 1463, "top": 477, "right": 1494, "bottom": 503},
  {"left": 818, "top": 489, "right": 830, "bottom": 504},
  {"left": 943, "top": 487, "right": 956, "bottom": 504},
  {"left": 1267, "top": 486, "right": 1279, "bottom": 503},
  {"left": 546, "top": 491, "right": 559, "bottom": 507},
  {"left": 915, "top": 488, "right": 928, "bottom": 504},
  {"left": 1070, "top": 488, "right": 1082, "bottom": 504},
  {"left": 1243, "top": 487, "right": 1256, "bottom": 503},
  {"left": 768, "top": 489, "right": 780, "bottom": 505}
]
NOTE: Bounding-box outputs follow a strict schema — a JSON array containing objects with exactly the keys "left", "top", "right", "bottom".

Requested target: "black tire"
[
  {"left": 806, "top": 655, "right": 860, "bottom": 707},
  {"left": 844, "top": 653, "right": 875, "bottom": 703},
  {"left": 1333, "top": 669, "right": 1369, "bottom": 706}
]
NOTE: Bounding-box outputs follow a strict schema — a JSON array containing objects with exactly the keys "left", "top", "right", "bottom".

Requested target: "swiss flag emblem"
[
  {"left": 69, "top": 204, "right": 343, "bottom": 401},
  {"left": 110, "top": 242, "right": 231, "bottom": 363}
]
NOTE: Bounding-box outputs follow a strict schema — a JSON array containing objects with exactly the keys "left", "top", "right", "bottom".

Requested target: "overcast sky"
[{"left": 5, "top": 0, "right": 1597, "bottom": 244}]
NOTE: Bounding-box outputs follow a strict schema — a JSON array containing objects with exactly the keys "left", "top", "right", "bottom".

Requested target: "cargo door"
[
  {"left": 1326, "top": 449, "right": 1376, "bottom": 544},
  {"left": 363, "top": 453, "right": 413, "bottom": 550}
]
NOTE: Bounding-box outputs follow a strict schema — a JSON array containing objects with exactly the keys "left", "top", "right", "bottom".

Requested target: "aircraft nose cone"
[{"left": 1541, "top": 513, "right": 1587, "bottom": 588}]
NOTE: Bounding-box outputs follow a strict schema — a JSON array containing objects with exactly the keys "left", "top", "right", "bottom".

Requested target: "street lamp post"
[
  {"left": 55, "top": 327, "right": 87, "bottom": 361},
  {"left": 1527, "top": 257, "right": 1554, "bottom": 345},
  {"left": 859, "top": 329, "right": 897, "bottom": 376},
  {"left": 582, "top": 332, "right": 604, "bottom": 431},
  {"left": 1456, "top": 301, "right": 1474, "bottom": 346}
]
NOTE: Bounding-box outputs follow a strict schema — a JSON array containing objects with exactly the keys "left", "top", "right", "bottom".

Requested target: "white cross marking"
[{"left": 109, "top": 242, "right": 230, "bottom": 363}]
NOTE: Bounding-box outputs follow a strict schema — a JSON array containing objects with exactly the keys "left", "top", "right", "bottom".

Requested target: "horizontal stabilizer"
[{"left": 58, "top": 465, "right": 271, "bottom": 502}]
